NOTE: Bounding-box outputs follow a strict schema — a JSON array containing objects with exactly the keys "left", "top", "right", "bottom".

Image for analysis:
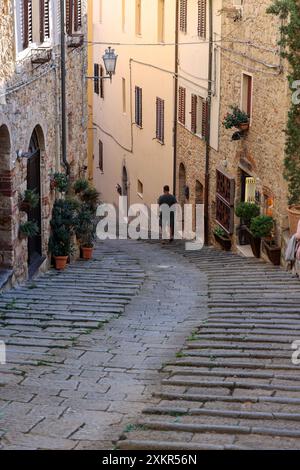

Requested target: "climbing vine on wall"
[{"left": 267, "top": 0, "right": 300, "bottom": 205}]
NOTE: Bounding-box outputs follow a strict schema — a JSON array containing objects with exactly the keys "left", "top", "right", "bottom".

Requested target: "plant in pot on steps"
[
  {"left": 247, "top": 215, "right": 274, "bottom": 258},
  {"left": 19, "top": 221, "right": 39, "bottom": 240},
  {"left": 263, "top": 236, "right": 281, "bottom": 266},
  {"left": 235, "top": 202, "right": 260, "bottom": 245},
  {"left": 223, "top": 106, "right": 250, "bottom": 132},
  {"left": 213, "top": 226, "right": 232, "bottom": 251},
  {"left": 19, "top": 189, "right": 40, "bottom": 212},
  {"left": 48, "top": 199, "right": 76, "bottom": 270},
  {"left": 74, "top": 203, "right": 97, "bottom": 260}
]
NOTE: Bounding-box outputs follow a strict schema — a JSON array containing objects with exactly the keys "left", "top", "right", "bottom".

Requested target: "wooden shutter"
[
  {"left": 100, "top": 66, "right": 104, "bottom": 99},
  {"left": 135, "top": 87, "right": 142, "bottom": 127},
  {"left": 39, "top": 0, "right": 50, "bottom": 42},
  {"left": 66, "top": 0, "right": 73, "bottom": 35},
  {"left": 201, "top": 100, "right": 208, "bottom": 139},
  {"left": 94, "top": 64, "right": 99, "bottom": 95},
  {"left": 178, "top": 87, "right": 186, "bottom": 125},
  {"left": 216, "top": 170, "right": 235, "bottom": 234},
  {"left": 191, "top": 94, "right": 197, "bottom": 134},
  {"left": 23, "top": 0, "right": 33, "bottom": 49},
  {"left": 156, "top": 98, "right": 165, "bottom": 143},
  {"left": 179, "top": 0, "right": 187, "bottom": 33},
  {"left": 74, "top": 0, "right": 82, "bottom": 32},
  {"left": 99, "top": 140, "right": 103, "bottom": 171},
  {"left": 198, "top": 0, "right": 206, "bottom": 38}
]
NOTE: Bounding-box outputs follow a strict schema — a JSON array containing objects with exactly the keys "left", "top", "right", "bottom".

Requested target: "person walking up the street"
[{"left": 158, "top": 185, "right": 177, "bottom": 243}]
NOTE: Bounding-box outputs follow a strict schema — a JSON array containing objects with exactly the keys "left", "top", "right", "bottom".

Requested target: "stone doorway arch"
[{"left": 0, "top": 124, "right": 13, "bottom": 269}]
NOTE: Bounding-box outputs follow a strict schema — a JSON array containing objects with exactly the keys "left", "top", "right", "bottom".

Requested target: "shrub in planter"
[
  {"left": 80, "top": 186, "right": 100, "bottom": 212},
  {"left": 74, "top": 203, "right": 97, "bottom": 260},
  {"left": 235, "top": 202, "right": 260, "bottom": 245},
  {"left": 19, "top": 221, "right": 39, "bottom": 239},
  {"left": 263, "top": 239, "right": 281, "bottom": 266},
  {"left": 223, "top": 106, "right": 250, "bottom": 130},
  {"left": 213, "top": 226, "right": 232, "bottom": 251},
  {"left": 48, "top": 199, "right": 76, "bottom": 270},
  {"left": 20, "top": 189, "right": 39, "bottom": 212},
  {"left": 247, "top": 215, "right": 274, "bottom": 258}
]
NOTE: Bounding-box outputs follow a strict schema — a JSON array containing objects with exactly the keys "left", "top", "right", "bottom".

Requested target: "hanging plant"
[
  {"left": 222, "top": 106, "right": 249, "bottom": 130},
  {"left": 51, "top": 172, "right": 69, "bottom": 193},
  {"left": 267, "top": 1, "right": 300, "bottom": 206},
  {"left": 19, "top": 189, "right": 40, "bottom": 212},
  {"left": 19, "top": 221, "right": 39, "bottom": 239}
]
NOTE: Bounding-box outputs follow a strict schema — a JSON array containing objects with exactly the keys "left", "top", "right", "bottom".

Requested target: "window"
[
  {"left": 122, "top": 78, "right": 126, "bottom": 113},
  {"left": 158, "top": 0, "right": 165, "bottom": 42},
  {"left": 99, "top": 140, "right": 103, "bottom": 172},
  {"left": 94, "top": 64, "right": 99, "bottom": 95},
  {"left": 66, "top": 0, "right": 82, "bottom": 35},
  {"left": 156, "top": 97, "right": 165, "bottom": 143},
  {"left": 241, "top": 73, "right": 253, "bottom": 118},
  {"left": 179, "top": 0, "right": 187, "bottom": 33},
  {"left": 178, "top": 87, "right": 186, "bottom": 125},
  {"left": 20, "top": 0, "right": 51, "bottom": 51},
  {"left": 135, "top": 86, "right": 143, "bottom": 127},
  {"left": 198, "top": 0, "right": 206, "bottom": 38},
  {"left": 191, "top": 95, "right": 207, "bottom": 138},
  {"left": 136, "top": 0, "right": 142, "bottom": 35},
  {"left": 137, "top": 180, "right": 143, "bottom": 197},
  {"left": 216, "top": 170, "right": 235, "bottom": 234},
  {"left": 100, "top": 65, "right": 104, "bottom": 99},
  {"left": 122, "top": 0, "right": 126, "bottom": 31}
]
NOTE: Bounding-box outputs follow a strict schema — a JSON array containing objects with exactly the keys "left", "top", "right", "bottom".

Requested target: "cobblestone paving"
[
  {"left": 0, "top": 240, "right": 206, "bottom": 449},
  {"left": 117, "top": 241, "right": 300, "bottom": 450}
]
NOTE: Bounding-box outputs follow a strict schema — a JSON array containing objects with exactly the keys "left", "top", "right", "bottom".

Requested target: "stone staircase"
[{"left": 118, "top": 243, "right": 300, "bottom": 450}]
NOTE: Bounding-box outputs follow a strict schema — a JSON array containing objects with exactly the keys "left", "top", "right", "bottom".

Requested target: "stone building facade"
[
  {"left": 176, "top": 0, "right": 290, "bottom": 261},
  {"left": 0, "top": 0, "right": 88, "bottom": 289}
]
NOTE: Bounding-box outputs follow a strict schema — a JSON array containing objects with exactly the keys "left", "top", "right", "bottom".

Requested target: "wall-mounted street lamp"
[{"left": 87, "top": 47, "right": 118, "bottom": 83}]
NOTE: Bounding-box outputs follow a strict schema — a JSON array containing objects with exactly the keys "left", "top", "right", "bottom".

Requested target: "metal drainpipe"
[
  {"left": 173, "top": 0, "right": 179, "bottom": 196},
  {"left": 60, "top": 0, "right": 70, "bottom": 175},
  {"left": 204, "top": 0, "right": 213, "bottom": 245}
]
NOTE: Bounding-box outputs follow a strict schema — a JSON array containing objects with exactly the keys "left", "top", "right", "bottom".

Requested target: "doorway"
[{"left": 27, "top": 129, "right": 42, "bottom": 276}]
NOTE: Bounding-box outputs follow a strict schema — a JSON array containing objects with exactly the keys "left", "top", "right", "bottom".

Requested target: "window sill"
[
  {"left": 137, "top": 192, "right": 144, "bottom": 200},
  {"left": 135, "top": 124, "right": 143, "bottom": 130},
  {"left": 155, "top": 138, "right": 165, "bottom": 146}
]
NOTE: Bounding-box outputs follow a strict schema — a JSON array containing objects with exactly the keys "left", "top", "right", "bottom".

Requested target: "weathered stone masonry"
[{"left": 0, "top": 0, "right": 88, "bottom": 287}]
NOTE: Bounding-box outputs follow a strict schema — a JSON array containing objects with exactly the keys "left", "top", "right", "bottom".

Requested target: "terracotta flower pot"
[
  {"left": 54, "top": 256, "right": 68, "bottom": 270},
  {"left": 81, "top": 247, "right": 93, "bottom": 260},
  {"left": 238, "top": 122, "right": 249, "bottom": 132},
  {"left": 287, "top": 205, "right": 300, "bottom": 235}
]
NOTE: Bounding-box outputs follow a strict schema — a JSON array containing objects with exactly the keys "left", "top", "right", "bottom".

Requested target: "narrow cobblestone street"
[{"left": 1, "top": 239, "right": 300, "bottom": 450}]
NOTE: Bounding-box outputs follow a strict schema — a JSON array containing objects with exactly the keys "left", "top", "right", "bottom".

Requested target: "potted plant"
[
  {"left": 73, "top": 178, "right": 90, "bottom": 194},
  {"left": 223, "top": 106, "right": 250, "bottom": 131},
  {"left": 19, "top": 189, "right": 40, "bottom": 212},
  {"left": 51, "top": 172, "right": 69, "bottom": 193},
  {"left": 19, "top": 221, "right": 39, "bottom": 239},
  {"left": 235, "top": 202, "right": 260, "bottom": 245},
  {"left": 48, "top": 199, "right": 76, "bottom": 270},
  {"left": 80, "top": 186, "right": 100, "bottom": 211},
  {"left": 74, "top": 203, "right": 97, "bottom": 260},
  {"left": 213, "top": 226, "right": 232, "bottom": 251},
  {"left": 247, "top": 215, "right": 274, "bottom": 258}
]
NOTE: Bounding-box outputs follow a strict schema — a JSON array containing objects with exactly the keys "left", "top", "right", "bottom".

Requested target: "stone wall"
[{"left": 0, "top": 1, "right": 88, "bottom": 286}]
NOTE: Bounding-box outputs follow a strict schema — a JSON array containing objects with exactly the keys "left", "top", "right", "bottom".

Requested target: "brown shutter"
[
  {"left": 44, "top": 0, "right": 50, "bottom": 39},
  {"left": 202, "top": 100, "right": 208, "bottom": 139},
  {"left": 135, "top": 87, "right": 142, "bottom": 127},
  {"left": 191, "top": 94, "right": 197, "bottom": 134},
  {"left": 100, "top": 66, "right": 104, "bottom": 99},
  {"left": 66, "top": 0, "right": 73, "bottom": 35},
  {"left": 40, "top": 0, "right": 45, "bottom": 43},
  {"left": 156, "top": 98, "right": 165, "bottom": 143},
  {"left": 23, "top": 0, "right": 33, "bottom": 49},
  {"left": 99, "top": 140, "right": 103, "bottom": 171},
  {"left": 198, "top": 0, "right": 207, "bottom": 38},
  {"left": 178, "top": 87, "right": 186, "bottom": 125},
  {"left": 216, "top": 170, "right": 235, "bottom": 234},
  {"left": 179, "top": 0, "right": 187, "bottom": 33},
  {"left": 78, "top": 0, "right": 82, "bottom": 28},
  {"left": 94, "top": 64, "right": 99, "bottom": 95}
]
